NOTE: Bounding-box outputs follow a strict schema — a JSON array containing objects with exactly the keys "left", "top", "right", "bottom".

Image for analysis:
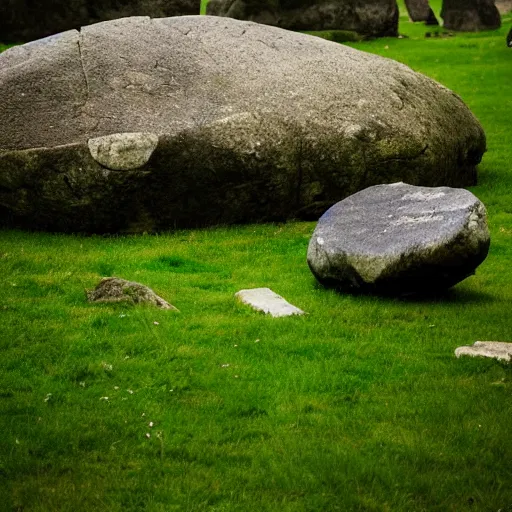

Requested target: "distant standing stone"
[
  {"left": 455, "top": 341, "right": 512, "bottom": 361},
  {"left": 235, "top": 288, "right": 304, "bottom": 318},
  {"left": 404, "top": 0, "right": 439, "bottom": 24},
  {"left": 307, "top": 183, "right": 490, "bottom": 295},
  {"left": 87, "top": 277, "right": 178, "bottom": 310},
  {"left": 441, "top": 0, "right": 501, "bottom": 31}
]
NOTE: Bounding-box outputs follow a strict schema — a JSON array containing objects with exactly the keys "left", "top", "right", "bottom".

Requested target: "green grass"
[
  {"left": 0, "top": 44, "right": 16, "bottom": 52},
  {"left": 1, "top": 7, "right": 512, "bottom": 512}
]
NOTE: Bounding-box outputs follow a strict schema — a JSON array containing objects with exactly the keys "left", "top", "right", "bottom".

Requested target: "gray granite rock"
[
  {"left": 307, "top": 182, "right": 490, "bottom": 295},
  {"left": 0, "top": 16, "right": 486, "bottom": 233},
  {"left": 455, "top": 341, "right": 512, "bottom": 361},
  {"left": 86, "top": 277, "right": 178, "bottom": 309},
  {"left": 235, "top": 288, "right": 304, "bottom": 317},
  {"left": 207, "top": 0, "right": 399, "bottom": 37}
]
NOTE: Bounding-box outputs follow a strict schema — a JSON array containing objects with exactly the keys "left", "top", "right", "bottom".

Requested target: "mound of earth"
[
  {"left": 0, "top": 16, "right": 486, "bottom": 233},
  {"left": 86, "top": 277, "right": 178, "bottom": 309}
]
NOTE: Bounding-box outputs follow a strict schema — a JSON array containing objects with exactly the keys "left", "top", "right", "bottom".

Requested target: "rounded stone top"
[
  {"left": 314, "top": 182, "right": 486, "bottom": 258},
  {"left": 0, "top": 16, "right": 487, "bottom": 233},
  {"left": 307, "top": 183, "right": 490, "bottom": 294}
]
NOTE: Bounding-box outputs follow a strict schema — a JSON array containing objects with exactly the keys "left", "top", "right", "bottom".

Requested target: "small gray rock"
[
  {"left": 235, "top": 288, "right": 304, "bottom": 317},
  {"left": 307, "top": 182, "right": 490, "bottom": 295},
  {"left": 455, "top": 341, "right": 512, "bottom": 361},
  {"left": 86, "top": 277, "right": 178, "bottom": 309}
]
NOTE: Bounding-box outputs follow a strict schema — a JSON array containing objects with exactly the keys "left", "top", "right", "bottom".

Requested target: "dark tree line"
[{"left": 0, "top": 0, "right": 504, "bottom": 44}]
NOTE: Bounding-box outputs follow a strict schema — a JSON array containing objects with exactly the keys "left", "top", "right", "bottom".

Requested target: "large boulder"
[
  {"left": 206, "top": 0, "right": 399, "bottom": 36},
  {"left": 307, "top": 183, "right": 490, "bottom": 295},
  {"left": 441, "top": 0, "right": 501, "bottom": 31},
  {"left": 0, "top": 16, "right": 486, "bottom": 233},
  {"left": 0, "top": 0, "right": 199, "bottom": 44}
]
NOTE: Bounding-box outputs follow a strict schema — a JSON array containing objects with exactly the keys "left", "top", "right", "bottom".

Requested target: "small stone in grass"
[
  {"left": 455, "top": 341, "right": 512, "bottom": 361},
  {"left": 86, "top": 277, "right": 178, "bottom": 310},
  {"left": 235, "top": 288, "right": 304, "bottom": 317}
]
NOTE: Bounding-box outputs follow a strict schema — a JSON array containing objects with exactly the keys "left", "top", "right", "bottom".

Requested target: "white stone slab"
[
  {"left": 235, "top": 288, "right": 305, "bottom": 318},
  {"left": 455, "top": 341, "right": 512, "bottom": 361}
]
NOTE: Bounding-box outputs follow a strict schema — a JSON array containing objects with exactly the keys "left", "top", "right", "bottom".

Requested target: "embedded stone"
[{"left": 88, "top": 133, "right": 159, "bottom": 171}]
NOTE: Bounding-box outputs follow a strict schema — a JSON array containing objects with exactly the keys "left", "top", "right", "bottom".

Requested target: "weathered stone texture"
[
  {"left": 0, "top": 16, "right": 486, "bottom": 233},
  {"left": 307, "top": 183, "right": 490, "bottom": 295}
]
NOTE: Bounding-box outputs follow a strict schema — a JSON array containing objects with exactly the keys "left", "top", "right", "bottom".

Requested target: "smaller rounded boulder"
[{"left": 307, "top": 182, "right": 490, "bottom": 295}]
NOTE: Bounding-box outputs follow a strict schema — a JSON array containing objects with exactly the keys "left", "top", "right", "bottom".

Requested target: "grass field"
[{"left": 1, "top": 4, "right": 512, "bottom": 511}]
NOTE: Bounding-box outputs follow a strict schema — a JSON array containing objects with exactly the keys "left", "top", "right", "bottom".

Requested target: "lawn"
[{"left": 1, "top": 5, "right": 512, "bottom": 512}]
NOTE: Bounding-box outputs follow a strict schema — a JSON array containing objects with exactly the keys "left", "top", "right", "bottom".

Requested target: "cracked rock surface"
[
  {"left": 0, "top": 16, "right": 486, "bottom": 233},
  {"left": 307, "top": 182, "right": 490, "bottom": 295}
]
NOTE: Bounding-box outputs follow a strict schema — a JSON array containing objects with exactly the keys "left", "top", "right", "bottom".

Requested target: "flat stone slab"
[
  {"left": 455, "top": 341, "right": 512, "bottom": 361},
  {"left": 235, "top": 288, "right": 304, "bottom": 318}
]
